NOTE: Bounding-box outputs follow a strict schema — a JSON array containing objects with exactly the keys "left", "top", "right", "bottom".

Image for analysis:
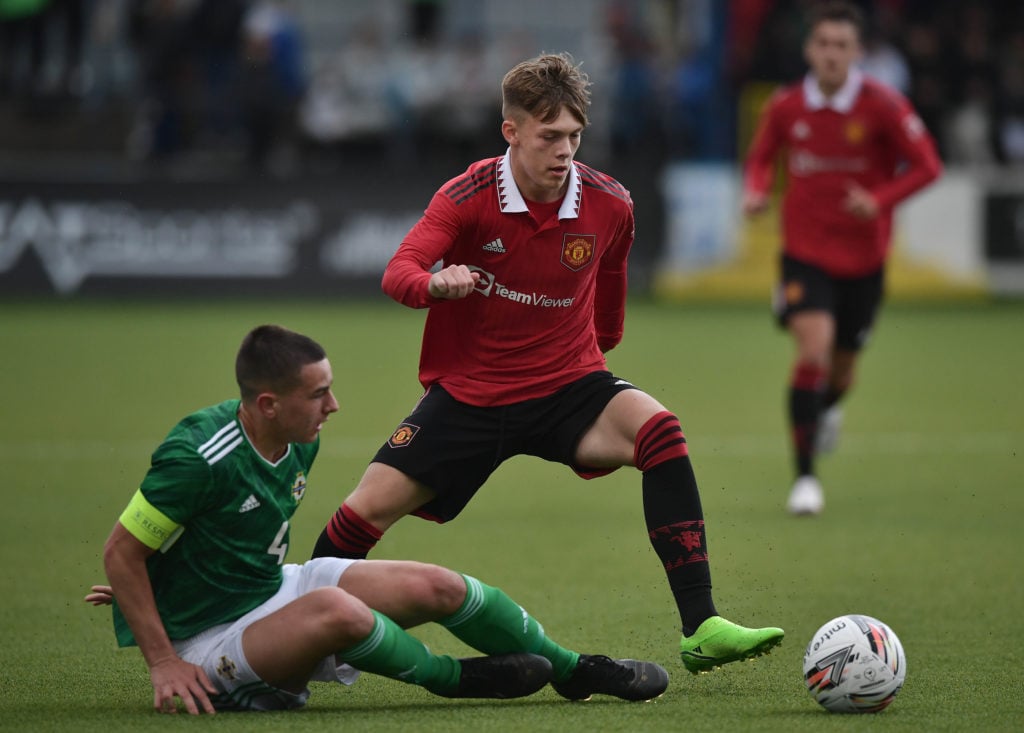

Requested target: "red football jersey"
[
  {"left": 382, "top": 151, "right": 635, "bottom": 406},
  {"left": 744, "top": 70, "right": 942, "bottom": 277}
]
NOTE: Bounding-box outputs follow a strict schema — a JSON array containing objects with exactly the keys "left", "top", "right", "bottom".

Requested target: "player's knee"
[
  {"left": 398, "top": 562, "right": 466, "bottom": 616},
  {"left": 306, "top": 587, "right": 375, "bottom": 642},
  {"left": 634, "top": 410, "right": 689, "bottom": 472}
]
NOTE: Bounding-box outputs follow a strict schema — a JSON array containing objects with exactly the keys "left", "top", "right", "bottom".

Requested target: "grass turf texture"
[{"left": 1, "top": 298, "right": 1021, "bottom": 732}]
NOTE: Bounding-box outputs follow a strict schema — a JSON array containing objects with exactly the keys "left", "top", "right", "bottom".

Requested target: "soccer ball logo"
[{"left": 803, "top": 614, "right": 906, "bottom": 713}]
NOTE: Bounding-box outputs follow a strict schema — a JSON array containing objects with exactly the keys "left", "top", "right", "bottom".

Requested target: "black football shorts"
[
  {"left": 370, "top": 371, "right": 638, "bottom": 522},
  {"left": 773, "top": 254, "right": 884, "bottom": 351}
]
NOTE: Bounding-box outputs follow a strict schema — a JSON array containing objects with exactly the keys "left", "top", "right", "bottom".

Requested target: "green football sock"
[
  {"left": 440, "top": 574, "right": 580, "bottom": 682},
  {"left": 338, "top": 610, "right": 461, "bottom": 694}
]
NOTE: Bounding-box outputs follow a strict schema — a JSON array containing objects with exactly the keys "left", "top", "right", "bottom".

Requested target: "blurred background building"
[{"left": 2, "top": 0, "right": 1023, "bottom": 297}]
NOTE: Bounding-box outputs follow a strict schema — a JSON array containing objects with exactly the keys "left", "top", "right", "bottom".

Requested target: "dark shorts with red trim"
[
  {"left": 371, "top": 371, "right": 638, "bottom": 522},
  {"left": 773, "top": 254, "right": 885, "bottom": 351}
]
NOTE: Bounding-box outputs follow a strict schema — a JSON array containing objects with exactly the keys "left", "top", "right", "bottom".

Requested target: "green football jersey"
[{"left": 113, "top": 399, "right": 318, "bottom": 647}]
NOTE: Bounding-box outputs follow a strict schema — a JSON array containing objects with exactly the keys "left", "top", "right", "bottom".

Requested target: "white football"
[{"left": 803, "top": 614, "right": 906, "bottom": 713}]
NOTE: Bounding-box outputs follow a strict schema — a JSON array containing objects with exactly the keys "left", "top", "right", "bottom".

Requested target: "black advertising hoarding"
[
  {"left": 0, "top": 154, "right": 664, "bottom": 298},
  {"left": 984, "top": 192, "right": 1024, "bottom": 263},
  {"left": 0, "top": 176, "right": 425, "bottom": 297}
]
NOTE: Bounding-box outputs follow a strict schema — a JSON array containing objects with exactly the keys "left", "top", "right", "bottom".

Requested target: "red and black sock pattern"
[
  {"left": 637, "top": 411, "right": 717, "bottom": 634},
  {"left": 311, "top": 503, "right": 382, "bottom": 560},
  {"left": 634, "top": 410, "right": 689, "bottom": 470},
  {"left": 789, "top": 361, "right": 828, "bottom": 476}
]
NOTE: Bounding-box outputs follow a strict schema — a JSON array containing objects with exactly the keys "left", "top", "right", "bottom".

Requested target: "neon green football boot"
[{"left": 679, "top": 616, "right": 784, "bottom": 674}]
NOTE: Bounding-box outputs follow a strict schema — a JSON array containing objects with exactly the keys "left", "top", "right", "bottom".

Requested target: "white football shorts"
[{"left": 172, "top": 557, "right": 362, "bottom": 711}]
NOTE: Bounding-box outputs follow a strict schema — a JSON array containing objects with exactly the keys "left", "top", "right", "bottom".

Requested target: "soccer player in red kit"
[
  {"left": 742, "top": 1, "right": 942, "bottom": 515},
  {"left": 312, "top": 52, "right": 784, "bottom": 683}
]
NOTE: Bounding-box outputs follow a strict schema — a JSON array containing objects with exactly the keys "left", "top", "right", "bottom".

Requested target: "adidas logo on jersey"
[
  {"left": 239, "top": 494, "right": 261, "bottom": 513},
  {"left": 482, "top": 238, "right": 506, "bottom": 253}
]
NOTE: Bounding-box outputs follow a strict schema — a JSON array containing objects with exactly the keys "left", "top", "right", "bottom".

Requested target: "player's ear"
[
  {"left": 255, "top": 391, "right": 278, "bottom": 418},
  {"left": 501, "top": 119, "right": 517, "bottom": 145}
]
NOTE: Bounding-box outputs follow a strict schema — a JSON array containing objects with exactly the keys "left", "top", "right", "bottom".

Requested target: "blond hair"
[{"left": 501, "top": 52, "right": 591, "bottom": 127}]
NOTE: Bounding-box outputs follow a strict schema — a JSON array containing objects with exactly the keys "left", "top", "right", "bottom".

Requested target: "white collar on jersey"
[
  {"left": 803, "top": 67, "right": 863, "bottom": 113},
  {"left": 496, "top": 148, "right": 582, "bottom": 220}
]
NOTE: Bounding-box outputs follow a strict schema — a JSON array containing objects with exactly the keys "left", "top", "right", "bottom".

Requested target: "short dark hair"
[
  {"left": 235, "top": 325, "right": 327, "bottom": 401},
  {"left": 808, "top": 1, "right": 865, "bottom": 40},
  {"left": 501, "top": 52, "right": 591, "bottom": 127}
]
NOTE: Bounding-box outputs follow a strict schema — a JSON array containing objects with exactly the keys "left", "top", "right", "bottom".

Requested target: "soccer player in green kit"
[{"left": 89, "top": 325, "right": 667, "bottom": 714}]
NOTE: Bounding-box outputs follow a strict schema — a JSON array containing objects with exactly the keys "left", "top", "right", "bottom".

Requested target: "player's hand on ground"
[
  {"left": 742, "top": 190, "right": 769, "bottom": 216},
  {"left": 428, "top": 265, "right": 480, "bottom": 299},
  {"left": 842, "top": 181, "right": 879, "bottom": 219},
  {"left": 84, "top": 584, "right": 114, "bottom": 605},
  {"left": 149, "top": 656, "right": 218, "bottom": 715}
]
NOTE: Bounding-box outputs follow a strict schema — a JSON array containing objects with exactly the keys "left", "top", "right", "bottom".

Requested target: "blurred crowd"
[{"left": 2, "top": 0, "right": 1022, "bottom": 174}]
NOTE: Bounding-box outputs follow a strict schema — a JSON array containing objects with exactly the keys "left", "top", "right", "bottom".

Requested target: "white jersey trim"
[
  {"left": 803, "top": 68, "right": 864, "bottom": 113},
  {"left": 496, "top": 149, "right": 581, "bottom": 220},
  {"left": 198, "top": 423, "right": 244, "bottom": 466}
]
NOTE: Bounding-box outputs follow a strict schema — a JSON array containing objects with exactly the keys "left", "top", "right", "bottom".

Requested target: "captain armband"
[{"left": 118, "top": 489, "right": 184, "bottom": 552}]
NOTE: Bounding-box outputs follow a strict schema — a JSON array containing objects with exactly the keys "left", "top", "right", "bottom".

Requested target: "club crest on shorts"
[
  {"left": 217, "top": 655, "right": 238, "bottom": 680},
  {"left": 561, "top": 234, "right": 596, "bottom": 271},
  {"left": 388, "top": 422, "right": 420, "bottom": 448},
  {"left": 784, "top": 280, "right": 805, "bottom": 305}
]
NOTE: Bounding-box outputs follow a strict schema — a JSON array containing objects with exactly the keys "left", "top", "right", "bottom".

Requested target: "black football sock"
[
  {"left": 789, "top": 361, "right": 827, "bottom": 476},
  {"left": 823, "top": 385, "right": 846, "bottom": 410},
  {"left": 311, "top": 503, "right": 381, "bottom": 559},
  {"left": 643, "top": 459, "right": 718, "bottom": 636}
]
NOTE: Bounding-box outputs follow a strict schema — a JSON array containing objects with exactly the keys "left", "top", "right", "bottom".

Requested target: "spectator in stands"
[{"left": 239, "top": 0, "right": 306, "bottom": 174}]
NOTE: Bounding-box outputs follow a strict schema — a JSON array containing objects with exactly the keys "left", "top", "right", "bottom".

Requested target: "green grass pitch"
[{"left": 1, "top": 297, "right": 1021, "bottom": 732}]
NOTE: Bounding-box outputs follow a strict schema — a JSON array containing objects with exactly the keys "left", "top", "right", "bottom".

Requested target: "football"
[{"left": 803, "top": 614, "right": 906, "bottom": 713}]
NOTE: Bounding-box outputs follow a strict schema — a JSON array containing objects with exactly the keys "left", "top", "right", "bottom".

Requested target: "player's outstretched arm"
[{"left": 104, "top": 523, "right": 218, "bottom": 715}]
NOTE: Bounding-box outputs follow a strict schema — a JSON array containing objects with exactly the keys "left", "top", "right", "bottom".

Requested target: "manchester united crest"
[
  {"left": 387, "top": 423, "right": 420, "bottom": 448},
  {"left": 561, "top": 234, "right": 596, "bottom": 271},
  {"left": 845, "top": 119, "right": 866, "bottom": 144}
]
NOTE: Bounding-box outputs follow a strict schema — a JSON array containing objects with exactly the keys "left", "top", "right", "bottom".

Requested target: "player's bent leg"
[
  {"left": 244, "top": 585, "right": 552, "bottom": 699},
  {"left": 243, "top": 586, "right": 377, "bottom": 692},
  {"left": 312, "top": 463, "right": 435, "bottom": 559},
  {"left": 437, "top": 574, "right": 667, "bottom": 702},
  {"left": 678, "top": 616, "right": 785, "bottom": 675},
  {"left": 575, "top": 389, "right": 669, "bottom": 467},
  {"left": 337, "top": 559, "right": 467, "bottom": 628},
  {"left": 339, "top": 610, "right": 553, "bottom": 698},
  {"left": 332, "top": 564, "right": 555, "bottom": 699}
]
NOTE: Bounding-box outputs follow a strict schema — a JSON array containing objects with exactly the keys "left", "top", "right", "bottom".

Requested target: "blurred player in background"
[
  {"left": 742, "top": 1, "right": 942, "bottom": 515},
  {"left": 311, "top": 52, "right": 784, "bottom": 674},
  {"left": 88, "top": 324, "right": 668, "bottom": 714}
]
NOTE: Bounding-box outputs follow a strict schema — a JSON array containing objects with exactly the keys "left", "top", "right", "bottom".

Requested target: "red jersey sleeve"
[
  {"left": 869, "top": 94, "right": 943, "bottom": 210},
  {"left": 381, "top": 192, "right": 460, "bottom": 308},
  {"left": 743, "top": 91, "right": 787, "bottom": 196},
  {"left": 593, "top": 203, "right": 634, "bottom": 352}
]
